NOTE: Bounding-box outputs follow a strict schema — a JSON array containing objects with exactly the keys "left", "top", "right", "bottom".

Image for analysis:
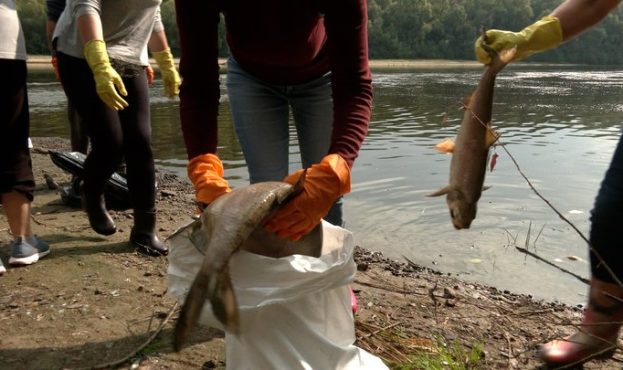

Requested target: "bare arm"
[
  {"left": 551, "top": 0, "right": 621, "bottom": 41},
  {"left": 77, "top": 14, "right": 103, "bottom": 45},
  {"left": 147, "top": 29, "right": 170, "bottom": 53},
  {"left": 46, "top": 20, "right": 56, "bottom": 52}
]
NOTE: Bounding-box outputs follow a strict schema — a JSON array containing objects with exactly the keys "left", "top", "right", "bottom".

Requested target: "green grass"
[{"left": 390, "top": 338, "right": 485, "bottom": 370}]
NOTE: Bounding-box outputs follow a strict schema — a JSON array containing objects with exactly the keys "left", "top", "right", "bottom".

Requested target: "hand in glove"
[
  {"left": 265, "top": 154, "right": 351, "bottom": 241},
  {"left": 475, "top": 16, "right": 563, "bottom": 64},
  {"left": 145, "top": 64, "right": 155, "bottom": 85},
  {"left": 51, "top": 56, "right": 60, "bottom": 81},
  {"left": 187, "top": 153, "right": 232, "bottom": 208},
  {"left": 152, "top": 48, "right": 180, "bottom": 97},
  {"left": 83, "top": 39, "right": 128, "bottom": 110}
]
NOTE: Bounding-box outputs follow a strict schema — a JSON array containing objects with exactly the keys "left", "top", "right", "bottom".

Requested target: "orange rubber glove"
[
  {"left": 51, "top": 56, "right": 60, "bottom": 81},
  {"left": 187, "top": 153, "right": 232, "bottom": 208},
  {"left": 145, "top": 64, "right": 155, "bottom": 85},
  {"left": 265, "top": 154, "right": 351, "bottom": 240}
]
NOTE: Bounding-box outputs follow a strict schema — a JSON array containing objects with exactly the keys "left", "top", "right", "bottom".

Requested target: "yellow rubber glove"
[
  {"left": 265, "top": 154, "right": 351, "bottom": 241},
  {"left": 187, "top": 153, "right": 232, "bottom": 208},
  {"left": 83, "top": 40, "right": 128, "bottom": 110},
  {"left": 475, "top": 16, "right": 563, "bottom": 64},
  {"left": 152, "top": 48, "right": 180, "bottom": 98}
]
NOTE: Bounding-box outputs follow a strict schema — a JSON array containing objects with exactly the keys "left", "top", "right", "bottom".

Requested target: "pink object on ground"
[{"left": 350, "top": 287, "right": 358, "bottom": 314}]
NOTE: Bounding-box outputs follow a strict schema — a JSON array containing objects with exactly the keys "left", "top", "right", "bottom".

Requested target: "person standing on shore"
[
  {"left": 175, "top": 0, "right": 373, "bottom": 240},
  {"left": 1, "top": 0, "right": 51, "bottom": 274},
  {"left": 52, "top": 0, "right": 181, "bottom": 255},
  {"left": 474, "top": 0, "right": 623, "bottom": 367},
  {"left": 46, "top": 0, "right": 88, "bottom": 156}
]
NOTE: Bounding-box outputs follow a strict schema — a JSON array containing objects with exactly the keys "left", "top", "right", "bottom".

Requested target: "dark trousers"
[
  {"left": 590, "top": 131, "right": 623, "bottom": 283},
  {"left": 56, "top": 52, "right": 156, "bottom": 213},
  {"left": 0, "top": 59, "right": 34, "bottom": 201}
]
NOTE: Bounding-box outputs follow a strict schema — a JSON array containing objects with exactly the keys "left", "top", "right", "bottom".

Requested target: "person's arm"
[
  {"left": 147, "top": 29, "right": 169, "bottom": 53},
  {"left": 475, "top": 0, "right": 621, "bottom": 63},
  {"left": 77, "top": 13, "right": 104, "bottom": 45},
  {"left": 148, "top": 9, "right": 180, "bottom": 97},
  {"left": 175, "top": 0, "right": 231, "bottom": 206},
  {"left": 552, "top": 0, "right": 621, "bottom": 41},
  {"left": 46, "top": 0, "right": 66, "bottom": 80},
  {"left": 323, "top": 0, "right": 373, "bottom": 169},
  {"left": 46, "top": 0, "right": 65, "bottom": 51},
  {"left": 76, "top": 5, "right": 128, "bottom": 110},
  {"left": 175, "top": 0, "right": 222, "bottom": 158}
]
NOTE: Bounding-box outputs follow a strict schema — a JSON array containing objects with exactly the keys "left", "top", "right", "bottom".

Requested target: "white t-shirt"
[
  {"left": 53, "top": 0, "right": 164, "bottom": 66},
  {"left": 0, "top": 0, "right": 27, "bottom": 60}
]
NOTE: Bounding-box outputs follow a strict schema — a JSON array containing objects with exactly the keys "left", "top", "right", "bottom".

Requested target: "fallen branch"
[
  {"left": 515, "top": 246, "right": 589, "bottom": 285},
  {"left": 70, "top": 302, "right": 178, "bottom": 370}
]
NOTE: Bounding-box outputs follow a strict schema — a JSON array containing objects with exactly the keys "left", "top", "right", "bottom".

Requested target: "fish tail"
[
  {"left": 209, "top": 265, "right": 239, "bottom": 335},
  {"left": 173, "top": 269, "right": 213, "bottom": 351}
]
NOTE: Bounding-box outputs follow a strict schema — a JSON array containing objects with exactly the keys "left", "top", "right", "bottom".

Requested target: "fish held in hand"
[
  {"left": 429, "top": 43, "right": 515, "bottom": 229},
  {"left": 173, "top": 175, "right": 323, "bottom": 351}
]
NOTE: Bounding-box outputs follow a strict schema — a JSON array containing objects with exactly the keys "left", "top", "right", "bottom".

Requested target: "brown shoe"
[{"left": 540, "top": 278, "right": 623, "bottom": 367}]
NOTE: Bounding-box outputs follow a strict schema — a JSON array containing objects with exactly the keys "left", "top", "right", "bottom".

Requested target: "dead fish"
[
  {"left": 429, "top": 41, "right": 516, "bottom": 229},
  {"left": 173, "top": 174, "right": 323, "bottom": 351}
]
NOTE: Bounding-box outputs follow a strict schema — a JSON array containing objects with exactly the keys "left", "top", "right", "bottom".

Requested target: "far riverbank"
[{"left": 26, "top": 55, "right": 484, "bottom": 72}]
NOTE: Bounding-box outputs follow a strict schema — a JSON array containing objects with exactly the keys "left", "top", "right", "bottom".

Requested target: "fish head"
[{"left": 446, "top": 189, "right": 477, "bottom": 230}]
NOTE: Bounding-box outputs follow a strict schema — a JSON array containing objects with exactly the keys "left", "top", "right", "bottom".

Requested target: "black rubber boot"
[
  {"left": 81, "top": 188, "right": 116, "bottom": 235},
  {"left": 130, "top": 210, "right": 168, "bottom": 256}
]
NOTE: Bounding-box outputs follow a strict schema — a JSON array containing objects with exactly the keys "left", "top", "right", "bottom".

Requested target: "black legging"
[
  {"left": 0, "top": 59, "right": 34, "bottom": 201},
  {"left": 56, "top": 52, "right": 155, "bottom": 213},
  {"left": 590, "top": 131, "right": 623, "bottom": 284}
]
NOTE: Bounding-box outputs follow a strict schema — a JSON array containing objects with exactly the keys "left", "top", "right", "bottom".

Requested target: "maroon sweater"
[{"left": 175, "top": 0, "right": 373, "bottom": 168}]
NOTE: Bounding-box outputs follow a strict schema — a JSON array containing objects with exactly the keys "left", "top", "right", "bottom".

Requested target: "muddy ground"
[{"left": 0, "top": 137, "right": 621, "bottom": 370}]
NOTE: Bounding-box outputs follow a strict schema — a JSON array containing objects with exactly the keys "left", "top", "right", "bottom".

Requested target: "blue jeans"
[
  {"left": 590, "top": 131, "right": 623, "bottom": 283},
  {"left": 226, "top": 57, "right": 343, "bottom": 226}
]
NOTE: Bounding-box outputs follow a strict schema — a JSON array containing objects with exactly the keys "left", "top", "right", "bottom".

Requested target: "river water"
[{"left": 26, "top": 64, "right": 623, "bottom": 306}]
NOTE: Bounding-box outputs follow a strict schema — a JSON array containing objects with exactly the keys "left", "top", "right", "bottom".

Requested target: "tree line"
[{"left": 16, "top": 0, "right": 623, "bottom": 65}]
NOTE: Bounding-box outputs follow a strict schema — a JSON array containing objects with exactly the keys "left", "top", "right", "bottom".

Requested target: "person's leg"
[
  {"left": 118, "top": 70, "right": 167, "bottom": 255},
  {"left": 57, "top": 52, "right": 124, "bottom": 235},
  {"left": 68, "top": 100, "right": 89, "bottom": 154},
  {"left": 540, "top": 134, "right": 623, "bottom": 366},
  {"left": 226, "top": 58, "right": 291, "bottom": 183},
  {"left": 2, "top": 191, "right": 32, "bottom": 237},
  {"left": 0, "top": 59, "right": 49, "bottom": 266},
  {"left": 289, "top": 72, "right": 344, "bottom": 226}
]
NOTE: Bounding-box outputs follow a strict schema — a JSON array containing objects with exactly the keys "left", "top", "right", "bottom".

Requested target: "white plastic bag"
[{"left": 168, "top": 220, "right": 388, "bottom": 370}]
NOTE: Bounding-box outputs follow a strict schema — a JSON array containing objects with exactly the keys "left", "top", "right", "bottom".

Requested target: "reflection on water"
[{"left": 27, "top": 65, "right": 623, "bottom": 305}]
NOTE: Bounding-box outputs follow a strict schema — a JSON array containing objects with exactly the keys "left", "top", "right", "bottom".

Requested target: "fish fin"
[
  {"left": 283, "top": 168, "right": 308, "bottom": 205},
  {"left": 482, "top": 185, "right": 492, "bottom": 192},
  {"left": 189, "top": 219, "right": 210, "bottom": 253},
  {"left": 210, "top": 265, "right": 239, "bottom": 335},
  {"left": 427, "top": 186, "right": 451, "bottom": 197},
  {"left": 435, "top": 138, "right": 455, "bottom": 153},
  {"left": 485, "top": 127, "right": 500, "bottom": 148},
  {"left": 174, "top": 269, "right": 213, "bottom": 351}
]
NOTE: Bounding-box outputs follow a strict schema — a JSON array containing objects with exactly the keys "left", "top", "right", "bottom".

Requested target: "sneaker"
[
  {"left": 9, "top": 236, "right": 50, "bottom": 266},
  {"left": 0, "top": 259, "right": 6, "bottom": 275}
]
